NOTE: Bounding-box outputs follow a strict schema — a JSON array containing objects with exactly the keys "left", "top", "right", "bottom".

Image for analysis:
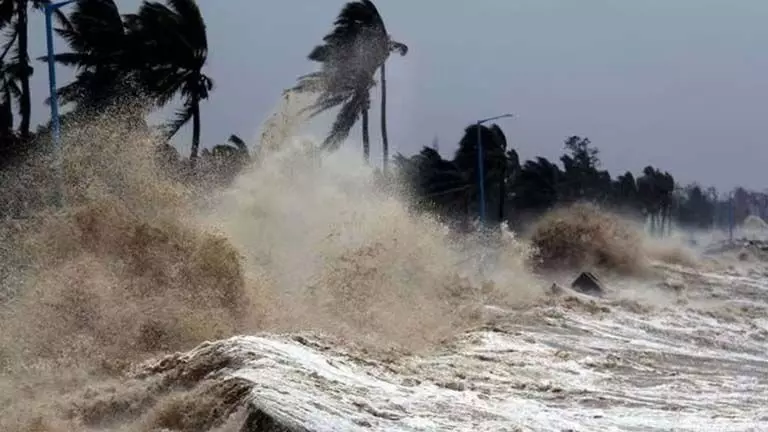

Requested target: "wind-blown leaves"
[
  {"left": 293, "top": 0, "right": 404, "bottom": 157},
  {"left": 41, "top": 0, "right": 136, "bottom": 110},
  {"left": 319, "top": 86, "right": 369, "bottom": 150},
  {"left": 164, "top": 105, "right": 195, "bottom": 140},
  {"left": 124, "top": 0, "right": 212, "bottom": 161}
]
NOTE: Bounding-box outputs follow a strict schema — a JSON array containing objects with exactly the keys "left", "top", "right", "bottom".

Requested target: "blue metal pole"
[
  {"left": 46, "top": 0, "right": 76, "bottom": 207},
  {"left": 729, "top": 193, "right": 734, "bottom": 243},
  {"left": 44, "top": 5, "right": 61, "bottom": 207},
  {"left": 474, "top": 113, "right": 514, "bottom": 226},
  {"left": 476, "top": 122, "right": 485, "bottom": 223}
]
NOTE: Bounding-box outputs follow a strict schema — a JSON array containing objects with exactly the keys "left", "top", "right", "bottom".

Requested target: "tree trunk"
[
  {"left": 380, "top": 63, "right": 389, "bottom": 173},
  {"left": 462, "top": 190, "right": 470, "bottom": 232},
  {"left": 17, "top": 1, "right": 31, "bottom": 139},
  {"left": 498, "top": 161, "right": 506, "bottom": 223},
  {"left": 361, "top": 106, "right": 370, "bottom": 164},
  {"left": 665, "top": 205, "right": 670, "bottom": 237},
  {"left": 190, "top": 98, "right": 201, "bottom": 166}
]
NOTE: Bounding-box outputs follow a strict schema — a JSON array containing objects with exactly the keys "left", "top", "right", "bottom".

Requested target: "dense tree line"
[
  {"left": 0, "top": 0, "right": 762, "bottom": 233},
  {"left": 393, "top": 124, "right": 759, "bottom": 235}
]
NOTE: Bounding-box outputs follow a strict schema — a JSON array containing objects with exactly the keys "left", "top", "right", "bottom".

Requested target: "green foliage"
[{"left": 395, "top": 126, "right": 756, "bottom": 235}]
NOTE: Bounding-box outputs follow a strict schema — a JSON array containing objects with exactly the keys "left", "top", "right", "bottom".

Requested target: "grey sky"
[{"left": 26, "top": 0, "right": 768, "bottom": 191}]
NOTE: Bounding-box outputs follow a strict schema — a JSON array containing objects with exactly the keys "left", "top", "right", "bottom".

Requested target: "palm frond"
[
  {"left": 321, "top": 90, "right": 368, "bottom": 151},
  {"left": 42, "top": 79, "right": 87, "bottom": 106},
  {"left": 53, "top": 6, "right": 76, "bottom": 38},
  {"left": 0, "top": 27, "right": 16, "bottom": 63},
  {"left": 167, "top": 0, "right": 207, "bottom": 50},
  {"left": 52, "top": 7, "right": 70, "bottom": 27},
  {"left": 0, "top": 1, "right": 15, "bottom": 29},
  {"left": 292, "top": 71, "right": 326, "bottom": 93},
  {"left": 53, "top": 27, "right": 85, "bottom": 53},
  {"left": 39, "top": 52, "right": 87, "bottom": 67},
  {"left": 227, "top": 134, "right": 247, "bottom": 152},
  {"left": 326, "top": 0, "right": 387, "bottom": 45},
  {"left": 302, "top": 91, "right": 351, "bottom": 118},
  {"left": 163, "top": 104, "right": 194, "bottom": 139},
  {"left": 389, "top": 40, "right": 408, "bottom": 56},
  {"left": 307, "top": 45, "right": 329, "bottom": 63}
]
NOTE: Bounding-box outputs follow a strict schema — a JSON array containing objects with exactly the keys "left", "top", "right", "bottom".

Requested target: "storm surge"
[
  {"left": 1, "top": 96, "right": 765, "bottom": 432},
  {"left": 0, "top": 95, "right": 539, "bottom": 431}
]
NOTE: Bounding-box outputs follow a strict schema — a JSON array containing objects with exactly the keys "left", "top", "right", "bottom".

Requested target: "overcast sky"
[{"left": 26, "top": 0, "right": 768, "bottom": 191}]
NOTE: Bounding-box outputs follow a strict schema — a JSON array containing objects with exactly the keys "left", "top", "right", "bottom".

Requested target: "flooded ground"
[{"left": 124, "top": 256, "right": 768, "bottom": 432}]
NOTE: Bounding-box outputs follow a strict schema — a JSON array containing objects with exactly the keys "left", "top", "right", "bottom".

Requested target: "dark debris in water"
[
  {"left": 242, "top": 406, "right": 310, "bottom": 432},
  {"left": 571, "top": 271, "right": 605, "bottom": 297}
]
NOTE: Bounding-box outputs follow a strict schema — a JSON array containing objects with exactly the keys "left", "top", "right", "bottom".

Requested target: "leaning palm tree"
[
  {"left": 0, "top": 0, "right": 57, "bottom": 139},
  {"left": 125, "top": 0, "right": 212, "bottom": 164},
  {"left": 293, "top": 0, "right": 406, "bottom": 165}
]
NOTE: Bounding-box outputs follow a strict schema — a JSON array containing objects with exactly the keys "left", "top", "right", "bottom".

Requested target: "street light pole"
[
  {"left": 45, "top": 0, "right": 76, "bottom": 207},
  {"left": 475, "top": 113, "right": 514, "bottom": 224},
  {"left": 728, "top": 191, "right": 734, "bottom": 243}
]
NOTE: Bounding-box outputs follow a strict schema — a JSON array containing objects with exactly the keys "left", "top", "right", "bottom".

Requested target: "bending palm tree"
[
  {"left": 293, "top": 0, "right": 406, "bottom": 164},
  {"left": 126, "top": 0, "right": 212, "bottom": 164},
  {"left": 44, "top": 0, "right": 135, "bottom": 113},
  {"left": 0, "top": 0, "right": 55, "bottom": 139}
]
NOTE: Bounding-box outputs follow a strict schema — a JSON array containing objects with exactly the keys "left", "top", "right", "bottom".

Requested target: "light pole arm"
[{"left": 477, "top": 113, "right": 514, "bottom": 125}]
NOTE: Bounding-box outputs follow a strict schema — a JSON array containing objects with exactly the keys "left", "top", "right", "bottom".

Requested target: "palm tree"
[
  {"left": 0, "top": 58, "right": 19, "bottom": 130},
  {"left": 0, "top": 0, "right": 54, "bottom": 139},
  {"left": 453, "top": 123, "right": 508, "bottom": 221},
  {"left": 125, "top": 0, "right": 212, "bottom": 164},
  {"left": 44, "top": 0, "right": 136, "bottom": 113},
  {"left": 0, "top": 57, "right": 21, "bottom": 167},
  {"left": 293, "top": 0, "right": 406, "bottom": 165},
  {"left": 200, "top": 133, "right": 250, "bottom": 183},
  {"left": 210, "top": 133, "right": 250, "bottom": 168}
]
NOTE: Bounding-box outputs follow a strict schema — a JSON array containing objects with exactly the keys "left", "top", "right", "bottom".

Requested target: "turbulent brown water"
[{"left": 1, "top": 96, "right": 766, "bottom": 431}]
